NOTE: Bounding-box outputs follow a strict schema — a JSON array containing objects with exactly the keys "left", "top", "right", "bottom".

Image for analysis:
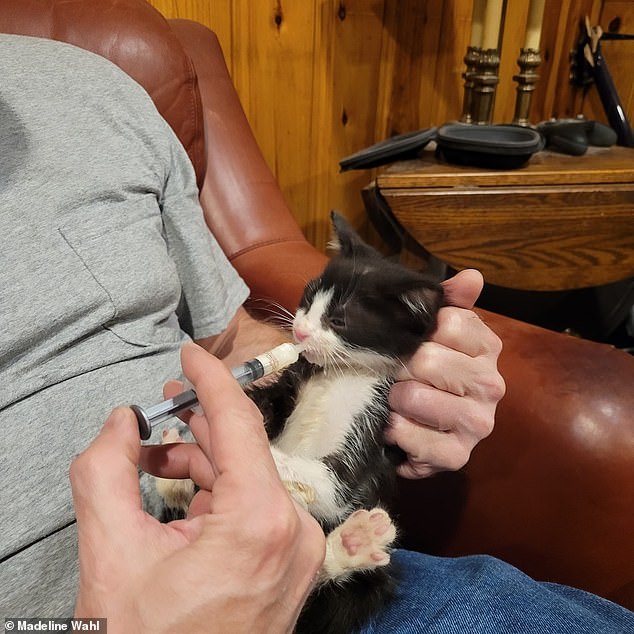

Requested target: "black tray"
[
  {"left": 339, "top": 127, "right": 437, "bottom": 172},
  {"left": 436, "top": 123, "right": 544, "bottom": 169}
]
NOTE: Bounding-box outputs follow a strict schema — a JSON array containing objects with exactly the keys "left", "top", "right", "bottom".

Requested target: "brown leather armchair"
[{"left": 2, "top": 0, "right": 633, "bottom": 612}]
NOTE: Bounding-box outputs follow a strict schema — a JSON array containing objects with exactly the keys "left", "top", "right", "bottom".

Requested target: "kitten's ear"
[
  {"left": 330, "top": 211, "right": 382, "bottom": 259},
  {"left": 400, "top": 284, "right": 444, "bottom": 319}
]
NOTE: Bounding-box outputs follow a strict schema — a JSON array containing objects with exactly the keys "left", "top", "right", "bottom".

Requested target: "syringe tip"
[{"left": 259, "top": 342, "right": 300, "bottom": 373}]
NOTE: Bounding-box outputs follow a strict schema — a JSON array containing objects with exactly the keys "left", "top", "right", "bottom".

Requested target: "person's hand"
[
  {"left": 71, "top": 343, "right": 325, "bottom": 634},
  {"left": 385, "top": 269, "right": 505, "bottom": 479}
]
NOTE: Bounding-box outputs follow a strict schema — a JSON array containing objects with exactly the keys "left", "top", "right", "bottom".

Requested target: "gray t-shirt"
[{"left": 0, "top": 35, "right": 249, "bottom": 617}]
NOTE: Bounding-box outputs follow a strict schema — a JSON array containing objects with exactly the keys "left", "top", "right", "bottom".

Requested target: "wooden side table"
[{"left": 376, "top": 147, "right": 634, "bottom": 291}]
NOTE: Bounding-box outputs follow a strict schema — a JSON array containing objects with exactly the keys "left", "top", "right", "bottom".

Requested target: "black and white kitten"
[{"left": 156, "top": 212, "right": 444, "bottom": 633}]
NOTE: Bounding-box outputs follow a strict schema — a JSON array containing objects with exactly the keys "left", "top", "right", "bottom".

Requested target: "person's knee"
[{"left": 457, "top": 553, "right": 525, "bottom": 587}]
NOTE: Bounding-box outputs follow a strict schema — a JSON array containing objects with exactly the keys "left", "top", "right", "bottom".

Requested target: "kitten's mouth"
[
  {"left": 301, "top": 349, "right": 323, "bottom": 366},
  {"left": 296, "top": 344, "right": 326, "bottom": 367}
]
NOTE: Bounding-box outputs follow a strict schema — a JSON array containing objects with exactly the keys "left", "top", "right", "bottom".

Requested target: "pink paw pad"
[{"left": 338, "top": 508, "right": 396, "bottom": 566}]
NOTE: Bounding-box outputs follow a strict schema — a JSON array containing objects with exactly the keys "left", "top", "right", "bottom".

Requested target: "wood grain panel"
[
  {"left": 596, "top": 1, "right": 634, "bottom": 124},
  {"left": 307, "top": 1, "right": 389, "bottom": 246},
  {"left": 147, "top": 0, "right": 633, "bottom": 252},
  {"left": 148, "top": 0, "right": 233, "bottom": 68},
  {"left": 375, "top": 0, "right": 472, "bottom": 137}
]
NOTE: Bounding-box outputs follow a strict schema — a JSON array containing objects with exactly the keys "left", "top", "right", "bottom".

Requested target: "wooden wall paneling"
[
  {"left": 596, "top": 1, "right": 634, "bottom": 123},
  {"left": 373, "top": 1, "right": 472, "bottom": 132},
  {"left": 148, "top": 0, "right": 233, "bottom": 69},
  {"left": 373, "top": 0, "right": 398, "bottom": 140},
  {"left": 306, "top": 0, "right": 338, "bottom": 248},
  {"left": 375, "top": 0, "right": 435, "bottom": 136},
  {"left": 307, "top": 1, "right": 389, "bottom": 246},
  {"left": 429, "top": 0, "right": 473, "bottom": 125},
  {"left": 494, "top": 0, "right": 530, "bottom": 124},
  {"left": 534, "top": 0, "right": 576, "bottom": 121},
  {"left": 540, "top": 0, "right": 603, "bottom": 121},
  {"left": 416, "top": 1, "right": 448, "bottom": 126},
  {"left": 537, "top": 0, "right": 573, "bottom": 119},
  {"left": 494, "top": 0, "right": 602, "bottom": 124},
  {"left": 230, "top": 1, "right": 322, "bottom": 244}
]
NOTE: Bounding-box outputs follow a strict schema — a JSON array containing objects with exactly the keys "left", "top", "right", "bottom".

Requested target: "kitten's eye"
[{"left": 329, "top": 316, "right": 346, "bottom": 329}]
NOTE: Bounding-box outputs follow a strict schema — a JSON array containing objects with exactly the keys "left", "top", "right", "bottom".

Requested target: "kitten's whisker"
[
  {"left": 335, "top": 341, "right": 399, "bottom": 378},
  {"left": 271, "top": 302, "right": 296, "bottom": 321},
  {"left": 248, "top": 299, "right": 296, "bottom": 327},
  {"left": 326, "top": 347, "right": 347, "bottom": 379},
  {"left": 331, "top": 347, "right": 358, "bottom": 379}
]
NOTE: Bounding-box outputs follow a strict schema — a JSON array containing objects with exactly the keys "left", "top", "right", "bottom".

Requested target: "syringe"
[{"left": 131, "top": 342, "right": 300, "bottom": 440}]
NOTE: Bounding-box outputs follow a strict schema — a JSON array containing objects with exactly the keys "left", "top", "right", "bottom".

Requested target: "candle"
[
  {"left": 470, "top": 0, "right": 486, "bottom": 47},
  {"left": 482, "top": 0, "right": 504, "bottom": 50},
  {"left": 524, "top": 0, "right": 546, "bottom": 50}
]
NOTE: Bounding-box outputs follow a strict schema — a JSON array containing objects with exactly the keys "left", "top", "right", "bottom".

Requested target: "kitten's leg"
[
  {"left": 318, "top": 508, "right": 397, "bottom": 585},
  {"left": 269, "top": 446, "right": 350, "bottom": 523},
  {"left": 153, "top": 428, "right": 195, "bottom": 515},
  {"left": 269, "top": 448, "right": 396, "bottom": 582}
]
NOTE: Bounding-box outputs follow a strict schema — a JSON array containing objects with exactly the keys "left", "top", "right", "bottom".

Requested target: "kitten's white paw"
[
  {"left": 282, "top": 479, "right": 316, "bottom": 509},
  {"left": 320, "top": 508, "right": 396, "bottom": 583},
  {"left": 154, "top": 428, "right": 195, "bottom": 512}
]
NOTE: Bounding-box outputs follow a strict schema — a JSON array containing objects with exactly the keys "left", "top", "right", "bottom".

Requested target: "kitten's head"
[{"left": 293, "top": 212, "right": 444, "bottom": 372}]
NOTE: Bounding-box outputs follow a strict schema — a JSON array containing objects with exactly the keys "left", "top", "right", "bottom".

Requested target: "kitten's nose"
[{"left": 294, "top": 327, "right": 310, "bottom": 343}]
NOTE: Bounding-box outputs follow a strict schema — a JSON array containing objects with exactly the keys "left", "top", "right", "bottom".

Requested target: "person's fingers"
[
  {"left": 441, "top": 269, "right": 483, "bottom": 309},
  {"left": 163, "top": 380, "right": 184, "bottom": 398},
  {"left": 139, "top": 442, "right": 216, "bottom": 491},
  {"left": 396, "top": 340, "right": 505, "bottom": 399},
  {"left": 386, "top": 368, "right": 500, "bottom": 479},
  {"left": 179, "top": 343, "right": 277, "bottom": 483},
  {"left": 388, "top": 380, "right": 494, "bottom": 436},
  {"left": 162, "top": 380, "right": 196, "bottom": 425},
  {"left": 397, "top": 305, "right": 503, "bottom": 387},
  {"left": 187, "top": 488, "right": 214, "bottom": 518},
  {"left": 70, "top": 407, "right": 142, "bottom": 527},
  {"left": 141, "top": 344, "right": 291, "bottom": 520},
  {"left": 385, "top": 410, "right": 480, "bottom": 479},
  {"left": 436, "top": 306, "right": 501, "bottom": 355}
]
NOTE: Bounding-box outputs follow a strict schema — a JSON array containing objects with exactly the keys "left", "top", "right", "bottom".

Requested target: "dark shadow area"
[{"left": 0, "top": 97, "right": 31, "bottom": 190}]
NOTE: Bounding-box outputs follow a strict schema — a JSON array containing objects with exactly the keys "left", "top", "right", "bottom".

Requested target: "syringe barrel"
[
  {"left": 231, "top": 358, "right": 265, "bottom": 386},
  {"left": 131, "top": 342, "right": 300, "bottom": 440}
]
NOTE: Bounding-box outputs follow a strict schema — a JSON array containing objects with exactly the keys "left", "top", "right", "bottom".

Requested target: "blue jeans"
[{"left": 359, "top": 550, "right": 634, "bottom": 633}]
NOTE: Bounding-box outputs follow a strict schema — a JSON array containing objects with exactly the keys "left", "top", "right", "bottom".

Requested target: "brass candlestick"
[
  {"left": 471, "top": 48, "right": 500, "bottom": 124},
  {"left": 460, "top": 46, "right": 482, "bottom": 123},
  {"left": 512, "top": 48, "right": 541, "bottom": 126}
]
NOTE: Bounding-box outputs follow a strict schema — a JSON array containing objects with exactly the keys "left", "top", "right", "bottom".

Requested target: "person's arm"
[
  {"left": 195, "top": 305, "right": 291, "bottom": 369},
  {"left": 71, "top": 343, "right": 325, "bottom": 634},
  {"left": 386, "top": 269, "right": 506, "bottom": 478}
]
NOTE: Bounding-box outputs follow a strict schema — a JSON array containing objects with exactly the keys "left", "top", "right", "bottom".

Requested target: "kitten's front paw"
[{"left": 320, "top": 508, "right": 396, "bottom": 583}]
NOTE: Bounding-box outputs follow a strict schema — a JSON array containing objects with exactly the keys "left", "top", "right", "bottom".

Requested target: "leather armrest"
[{"left": 395, "top": 311, "right": 634, "bottom": 610}]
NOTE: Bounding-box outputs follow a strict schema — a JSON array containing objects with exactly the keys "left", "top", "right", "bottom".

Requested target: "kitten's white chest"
[{"left": 273, "top": 372, "right": 381, "bottom": 458}]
